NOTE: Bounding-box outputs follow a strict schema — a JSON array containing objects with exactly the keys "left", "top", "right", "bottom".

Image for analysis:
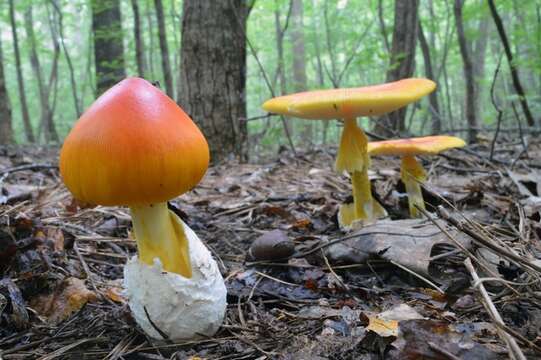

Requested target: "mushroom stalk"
[
  {"left": 400, "top": 155, "right": 427, "bottom": 218},
  {"left": 336, "top": 118, "right": 384, "bottom": 225},
  {"left": 130, "top": 202, "right": 192, "bottom": 277}
]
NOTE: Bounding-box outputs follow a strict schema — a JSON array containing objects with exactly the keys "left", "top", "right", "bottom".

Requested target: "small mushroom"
[
  {"left": 368, "top": 135, "right": 466, "bottom": 218},
  {"left": 262, "top": 78, "right": 436, "bottom": 227},
  {"left": 59, "top": 78, "right": 226, "bottom": 340}
]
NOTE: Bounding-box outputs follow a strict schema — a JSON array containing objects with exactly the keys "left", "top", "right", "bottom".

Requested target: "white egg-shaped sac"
[{"left": 124, "top": 219, "right": 227, "bottom": 341}]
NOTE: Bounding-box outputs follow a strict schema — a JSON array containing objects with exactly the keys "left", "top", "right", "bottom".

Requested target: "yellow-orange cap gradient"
[
  {"left": 368, "top": 135, "right": 466, "bottom": 156},
  {"left": 262, "top": 78, "right": 436, "bottom": 120},
  {"left": 60, "top": 77, "right": 209, "bottom": 206}
]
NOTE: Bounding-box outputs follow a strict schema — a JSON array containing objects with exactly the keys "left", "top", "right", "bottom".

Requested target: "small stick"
[
  {"left": 389, "top": 260, "right": 444, "bottom": 294},
  {"left": 0, "top": 163, "right": 58, "bottom": 176},
  {"left": 464, "top": 258, "right": 526, "bottom": 360},
  {"left": 427, "top": 341, "right": 461, "bottom": 360}
]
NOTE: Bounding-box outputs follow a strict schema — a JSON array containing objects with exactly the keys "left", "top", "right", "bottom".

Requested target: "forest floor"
[{"left": 0, "top": 138, "right": 540, "bottom": 359}]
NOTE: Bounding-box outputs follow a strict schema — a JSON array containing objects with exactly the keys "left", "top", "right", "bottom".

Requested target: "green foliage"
[{"left": 1, "top": 0, "right": 540, "bottom": 153}]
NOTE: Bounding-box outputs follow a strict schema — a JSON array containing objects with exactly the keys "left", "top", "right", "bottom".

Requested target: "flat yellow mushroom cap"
[
  {"left": 368, "top": 136, "right": 466, "bottom": 156},
  {"left": 262, "top": 78, "right": 436, "bottom": 120}
]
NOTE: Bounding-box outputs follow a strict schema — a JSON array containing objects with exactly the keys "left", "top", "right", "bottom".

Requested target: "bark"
[
  {"left": 487, "top": 0, "right": 536, "bottom": 127},
  {"left": 375, "top": 0, "right": 419, "bottom": 136},
  {"left": 454, "top": 0, "right": 477, "bottom": 143},
  {"left": 91, "top": 0, "right": 125, "bottom": 95},
  {"left": 472, "top": 15, "right": 489, "bottom": 126},
  {"left": 131, "top": 0, "right": 146, "bottom": 78},
  {"left": 8, "top": 0, "right": 34, "bottom": 142},
  {"left": 24, "top": 5, "right": 59, "bottom": 143},
  {"left": 418, "top": 22, "right": 440, "bottom": 134},
  {"left": 290, "top": 0, "right": 307, "bottom": 93},
  {"left": 179, "top": 0, "right": 253, "bottom": 162},
  {"left": 290, "top": 0, "right": 311, "bottom": 145},
  {"left": 154, "top": 0, "right": 173, "bottom": 97},
  {"left": 0, "top": 36, "right": 13, "bottom": 145}
]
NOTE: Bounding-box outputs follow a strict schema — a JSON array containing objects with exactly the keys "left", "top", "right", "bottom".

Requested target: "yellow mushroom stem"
[
  {"left": 400, "top": 155, "right": 427, "bottom": 218},
  {"left": 130, "top": 202, "right": 192, "bottom": 277},
  {"left": 335, "top": 118, "right": 385, "bottom": 225}
]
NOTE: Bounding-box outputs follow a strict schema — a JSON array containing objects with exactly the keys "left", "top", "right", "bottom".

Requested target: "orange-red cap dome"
[{"left": 60, "top": 77, "right": 209, "bottom": 206}]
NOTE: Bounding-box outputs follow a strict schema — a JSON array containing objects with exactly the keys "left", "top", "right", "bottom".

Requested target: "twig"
[
  {"left": 464, "top": 258, "right": 526, "bottom": 360},
  {"left": 389, "top": 260, "right": 444, "bottom": 294},
  {"left": 489, "top": 53, "right": 504, "bottom": 161},
  {"left": 427, "top": 342, "right": 461, "bottom": 360},
  {"left": 438, "top": 206, "right": 541, "bottom": 274},
  {"left": 0, "top": 163, "right": 58, "bottom": 176}
]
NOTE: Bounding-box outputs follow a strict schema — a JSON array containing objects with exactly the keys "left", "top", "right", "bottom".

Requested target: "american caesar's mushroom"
[
  {"left": 262, "top": 78, "right": 436, "bottom": 227},
  {"left": 368, "top": 135, "right": 466, "bottom": 218},
  {"left": 60, "top": 77, "right": 226, "bottom": 340}
]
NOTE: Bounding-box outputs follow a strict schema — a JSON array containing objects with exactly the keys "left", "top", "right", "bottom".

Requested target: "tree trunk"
[
  {"left": 131, "top": 0, "right": 146, "bottom": 78},
  {"left": 0, "top": 35, "right": 13, "bottom": 145},
  {"left": 154, "top": 0, "right": 173, "bottom": 98},
  {"left": 454, "top": 0, "right": 477, "bottom": 143},
  {"left": 375, "top": 0, "right": 419, "bottom": 137},
  {"left": 179, "top": 0, "right": 253, "bottom": 162},
  {"left": 418, "top": 22, "right": 440, "bottom": 134},
  {"left": 274, "top": 1, "right": 291, "bottom": 135},
  {"left": 8, "top": 0, "right": 34, "bottom": 142},
  {"left": 472, "top": 15, "right": 489, "bottom": 127},
  {"left": 487, "top": 0, "right": 536, "bottom": 127},
  {"left": 25, "top": 5, "right": 58, "bottom": 143},
  {"left": 290, "top": 0, "right": 311, "bottom": 146},
  {"left": 377, "top": 0, "right": 390, "bottom": 52},
  {"left": 51, "top": 0, "right": 81, "bottom": 117},
  {"left": 91, "top": 0, "right": 125, "bottom": 95}
]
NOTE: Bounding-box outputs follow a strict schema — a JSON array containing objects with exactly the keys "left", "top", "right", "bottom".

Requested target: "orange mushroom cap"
[
  {"left": 262, "top": 78, "right": 436, "bottom": 120},
  {"left": 367, "top": 135, "right": 466, "bottom": 156},
  {"left": 60, "top": 77, "right": 209, "bottom": 206}
]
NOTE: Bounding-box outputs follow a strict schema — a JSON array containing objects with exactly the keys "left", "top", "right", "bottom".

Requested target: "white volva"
[{"left": 124, "top": 219, "right": 227, "bottom": 340}]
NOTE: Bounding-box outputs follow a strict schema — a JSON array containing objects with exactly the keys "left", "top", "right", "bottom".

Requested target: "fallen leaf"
[
  {"left": 31, "top": 277, "right": 97, "bottom": 324},
  {"left": 105, "top": 286, "right": 125, "bottom": 304},
  {"left": 325, "top": 218, "right": 472, "bottom": 279},
  {"left": 366, "top": 316, "right": 398, "bottom": 337}
]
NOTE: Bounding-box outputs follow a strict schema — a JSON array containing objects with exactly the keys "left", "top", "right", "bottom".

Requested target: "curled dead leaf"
[{"left": 31, "top": 277, "right": 97, "bottom": 324}]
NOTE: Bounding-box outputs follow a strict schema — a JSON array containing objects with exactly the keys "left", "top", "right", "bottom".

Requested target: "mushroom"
[
  {"left": 262, "top": 78, "right": 436, "bottom": 227},
  {"left": 367, "top": 135, "right": 466, "bottom": 218},
  {"left": 59, "top": 78, "right": 226, "bottom": 340}
]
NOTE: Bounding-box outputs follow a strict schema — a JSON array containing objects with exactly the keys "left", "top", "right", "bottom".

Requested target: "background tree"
[
  {"left": 290, "top": 0, "right": 311, "bottom": 145},
  {"left": 154, "top": 0, "right": 173, "bottom": 98},
  {"left": 9, "top": 0, "right": 34, "bottom": 142},
  {"left": 375, "top": 0, "right": 419, "bottom": 137},
  {"left": 179, "top": 0, "right": 254, "bottom": 162},
  {"left": 454, "top": 0, "right": 477, "bottom": 143},
  {"left": 25, "top": 4, "right": 59, "bottom": 143},
  {"left": 131, "top": 0, "right": 146, "bottom": 78},
  {"left": 418, "top": 21, "right": 440, "bottom": 134},
  {"left": 0, "top": 36, "right": 13, "bottom": 145},
  {"left": 91, "top": 0, "right": 125, "bottom": 95}
]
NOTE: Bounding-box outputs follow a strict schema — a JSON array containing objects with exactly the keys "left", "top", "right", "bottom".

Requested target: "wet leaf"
[{"left": 389, "top": 319, "right": 498, "bottom": 359}]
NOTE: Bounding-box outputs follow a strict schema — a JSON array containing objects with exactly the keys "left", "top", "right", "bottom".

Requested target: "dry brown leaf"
[
  {"left": 366, "top": 317, "right": 399, "bottom": 337},
  {"left": 31, "top": 277, "right": 97, "bottom": 324},
  {"left": 105, "top": 286, "right": 126, "bottom": 304}
]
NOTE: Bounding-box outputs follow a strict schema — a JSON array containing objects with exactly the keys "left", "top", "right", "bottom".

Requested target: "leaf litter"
[{"left": 0, "top": 140, "right": 540, "bottom": 359}]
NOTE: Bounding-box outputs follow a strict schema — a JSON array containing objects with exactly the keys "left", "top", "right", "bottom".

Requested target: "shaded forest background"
[{"left": 0, "top": 0, "right": 539, "bottom": 162}]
